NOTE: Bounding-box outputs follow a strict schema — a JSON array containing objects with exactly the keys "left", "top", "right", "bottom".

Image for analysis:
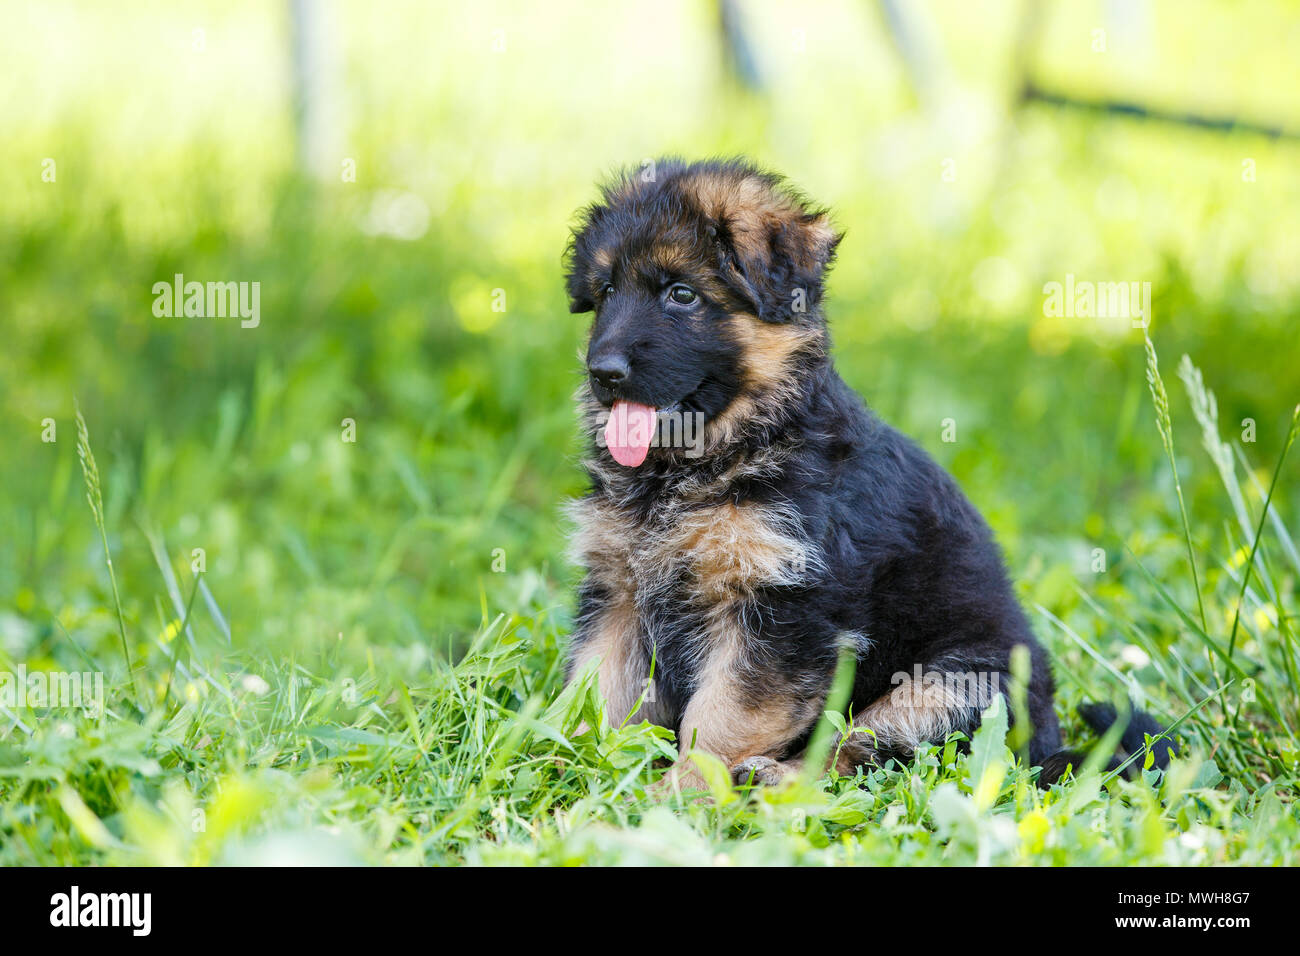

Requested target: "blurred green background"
[{"left": 2, "top": 0, "right": 1298, "bottom": 722}]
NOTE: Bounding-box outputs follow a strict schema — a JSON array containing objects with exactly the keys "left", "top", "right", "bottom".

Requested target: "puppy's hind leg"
[
  {"left": 813, "top": 669, "right": 990, "bottom": 777},
  {"left": 731, "top": 754, "right": 804, "bottom": 787}
]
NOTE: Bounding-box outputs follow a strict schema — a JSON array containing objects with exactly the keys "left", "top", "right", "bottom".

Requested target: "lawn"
[{"left": 2, "top": 0, "right": 1298, "bottom": 865}]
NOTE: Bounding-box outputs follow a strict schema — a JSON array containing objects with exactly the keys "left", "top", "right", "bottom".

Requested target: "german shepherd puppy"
[{"left": 563, "top": 158, "right": 1172, "bottom": 790}]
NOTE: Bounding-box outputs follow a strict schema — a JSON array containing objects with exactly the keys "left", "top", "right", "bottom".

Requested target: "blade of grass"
[
  {"left": 799, "top": 638, "right": 857, "bottom": 785},
  {"left": 1129, "top": 550, "right": 1295, "bottom": 742},
  {"left": 1034, "top": 603, "right": 1140, "bottom": 699},
  {"left": 1235, "top": 443, "right": 1300, "bottom": 575},
  {"left": 1143, "top": 335, "right": 1209, "bottom": 636},
  {"left": 1226, "top": 404, "right": 1299, "bottom": 659},
  {"left": 74, "top": 399, "right": 138, "bottom": 706},
  {"left": 1179, "top": 355, "right": 1253, "bottom": 544}
]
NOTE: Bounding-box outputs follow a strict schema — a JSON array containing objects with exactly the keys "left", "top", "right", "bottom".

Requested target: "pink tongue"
[{"left": 604, "top": 400, "right": 657, "bottom": 468}]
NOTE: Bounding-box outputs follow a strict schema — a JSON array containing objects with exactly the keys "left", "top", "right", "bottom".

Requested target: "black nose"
[{"left": 588, "top": 354, "right": 630, "bottom": 390}]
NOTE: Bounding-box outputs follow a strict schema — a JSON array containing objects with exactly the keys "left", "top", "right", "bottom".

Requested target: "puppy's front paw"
[{"left": 731, "top": 755, "right": 792, "bottom": 787}]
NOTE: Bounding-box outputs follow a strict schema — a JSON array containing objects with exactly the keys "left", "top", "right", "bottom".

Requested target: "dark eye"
[
  {"left": 668, "top": 284, "right": 698, "bottom": 305},
  {"left": 600, "top": 283, "right": 615, "bottom": 297}
]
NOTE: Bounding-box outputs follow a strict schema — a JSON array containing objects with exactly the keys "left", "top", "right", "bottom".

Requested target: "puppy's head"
[{"left": 565, "top": 158, "right": 841, "bottom": 468}]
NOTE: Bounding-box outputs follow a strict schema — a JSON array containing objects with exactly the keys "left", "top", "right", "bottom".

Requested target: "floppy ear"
[
  {"left": 713, "top": 209, "right": 841, "bottom": 323},
  {"left": 566, "top": 277, "right": 595, "bottom": 314},
  {"left": 563, "top": 237, "right": 597, "bottom": 313}
]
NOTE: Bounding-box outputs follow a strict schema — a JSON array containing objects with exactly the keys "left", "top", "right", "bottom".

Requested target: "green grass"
[
  {"left": 3, "top": 0, "right": 1300, "bottom": 865},
  {"left": 4, "top": 310, "right": 1297, "bottom": 865}
]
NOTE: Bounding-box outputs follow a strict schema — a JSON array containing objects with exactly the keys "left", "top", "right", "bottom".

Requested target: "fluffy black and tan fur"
[{"left": 562, "top": 157, "right": 1172, "bottom": 790}]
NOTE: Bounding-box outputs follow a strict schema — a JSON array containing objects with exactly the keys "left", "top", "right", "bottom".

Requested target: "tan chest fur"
[
  {"left": 568, "top": 493, "right": 825, "bottom": 753},
  {"left": 569, "top": 497, "right": 817, "bottom": 607},
  {"left": 568, "top": 494, "right": 819, "bottom": 732}
]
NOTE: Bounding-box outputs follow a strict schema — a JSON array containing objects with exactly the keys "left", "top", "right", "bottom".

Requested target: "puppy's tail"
[{"left": 1037, "top": 700, "right": 1176, "bottom": 787}]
